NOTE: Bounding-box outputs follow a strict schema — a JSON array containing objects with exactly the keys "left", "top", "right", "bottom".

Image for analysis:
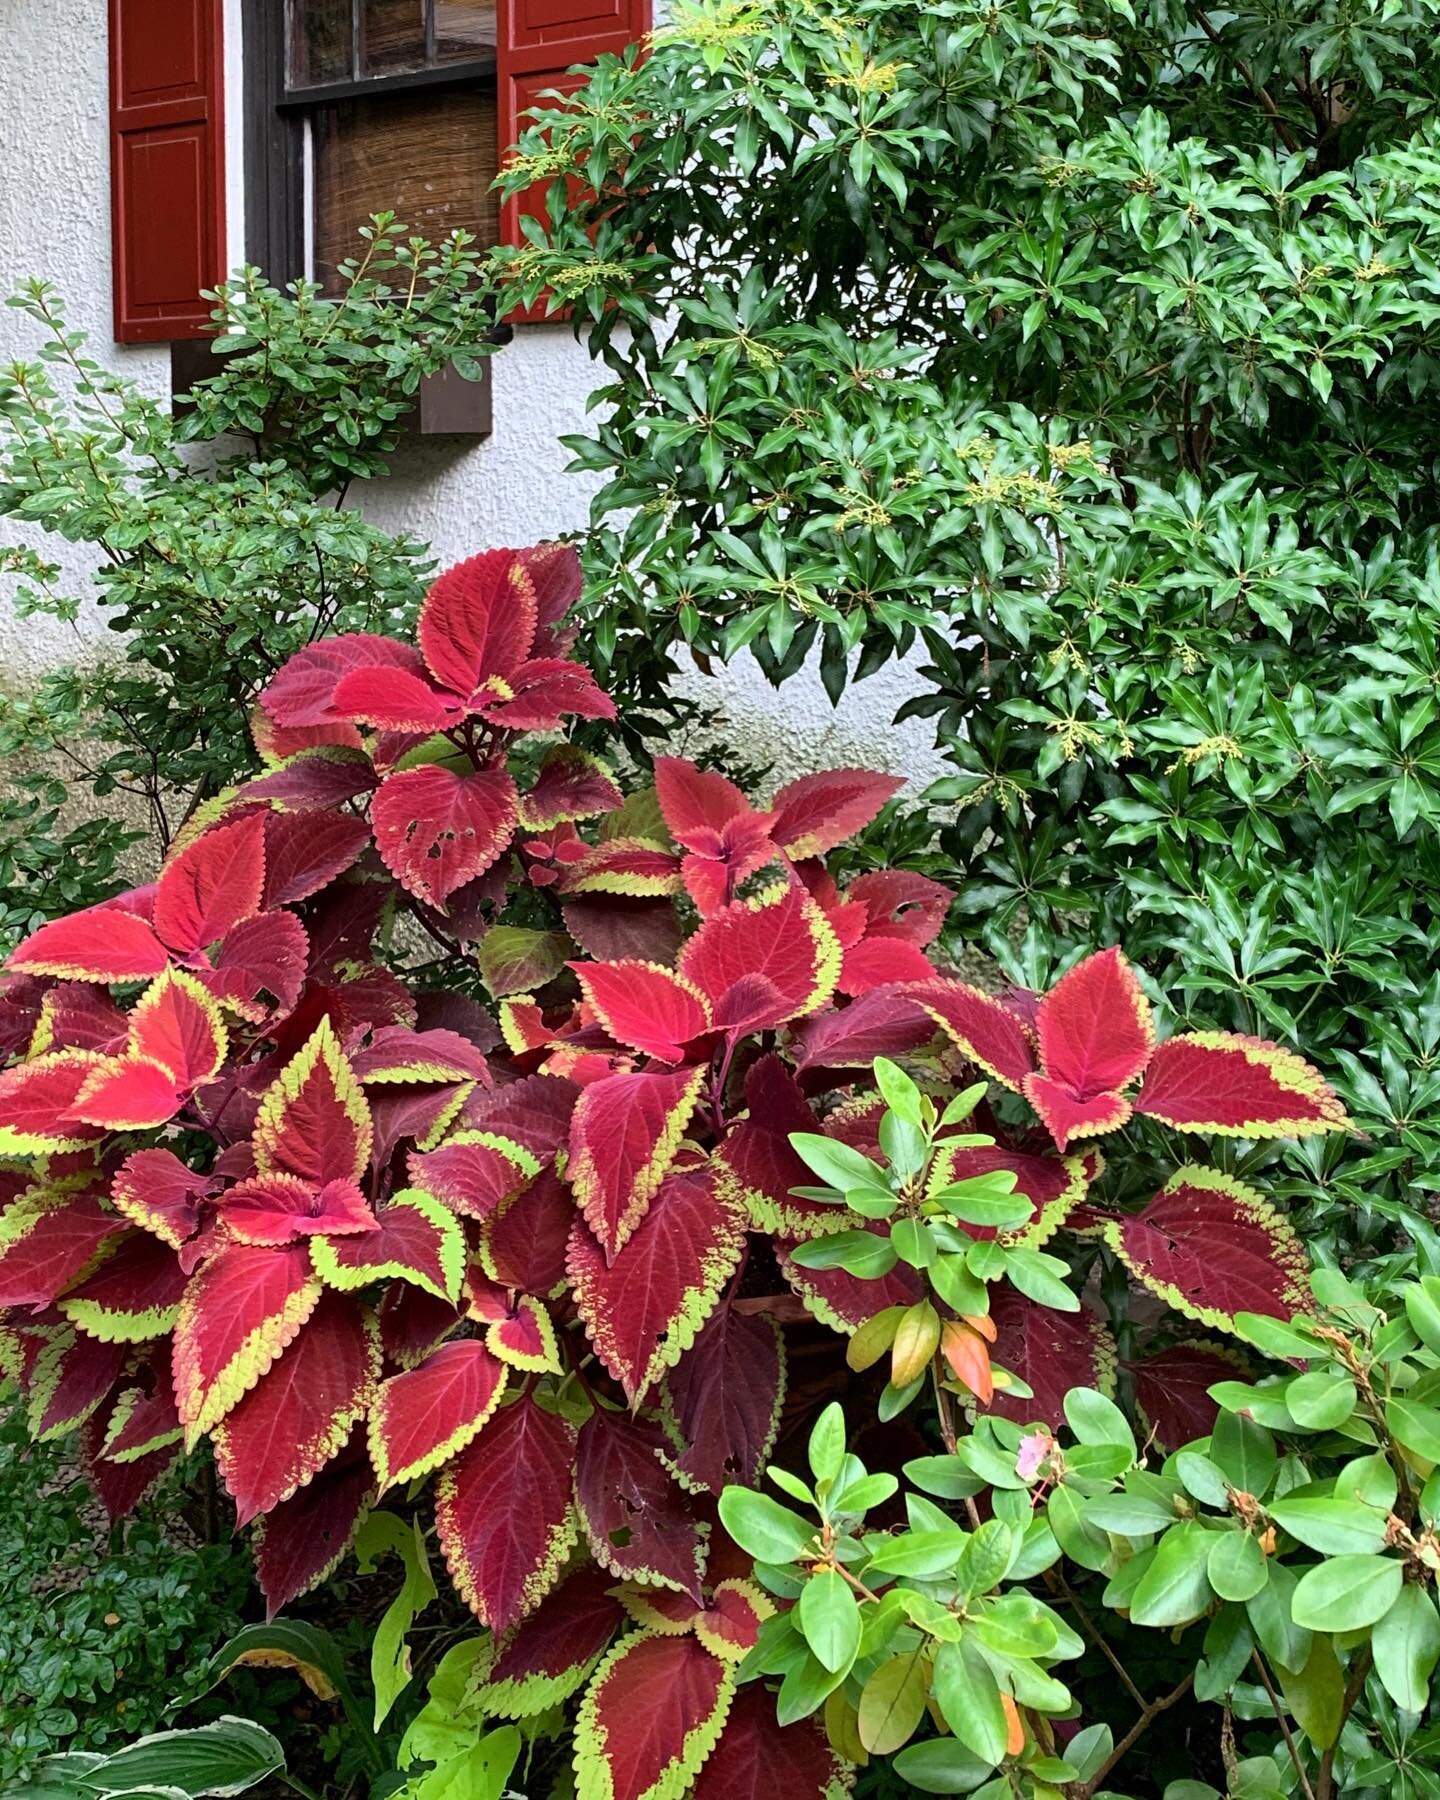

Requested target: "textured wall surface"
[{"left": 0, "top": 0, "right": 940, "bottom": 795}]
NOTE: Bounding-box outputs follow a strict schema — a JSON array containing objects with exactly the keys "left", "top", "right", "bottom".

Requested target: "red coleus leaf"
[
  {"left": 409, "top": 1131, "right": 538, "bottom": 1221},
  {"left": 913, "top": 977, "right": 1037, "bottom": 1090},
  {"left": 569, "top": 1166, "right": 744, "bottom": 1405},
  {"left": 692, "top": 1682, "right": 845, "bottom": 1800},
  {"left": 253, "top": 1427, "right": 375, "bottom": 1616},
  {"left": 330, "top": 664, "right": 460, "bottom": 733},
  {"left": 521, "top": 541, "right": 582, "bottom": 655},
  {"left": 569, "top": 1066, "right": 708, "bottom": 1260},
  {"left": 213, "top": 1291, "right": 379, "bottom": 1526},
  {"left": 27, "top": 1328, "right": 126, "bottom": 1439},
  {"left": 571, "top": 961, "right": 711, "bottom": 1063},
  {"left": 83, "top": 1405, "right": 179, "bottom": 1522},
  {"left": 1022, "top": 1076, "right": 1133, "bottom": 1154},
  {"left": 848, "top": 869, "right": 951, "bottom": 947},
  {"left": 253, "top": 1018, "right": 372, "bottom": 1188},
  {"left": 788, "top": 984, "right": 937, "bottom": 1070},
  {"left": 679, "top": 884, "right": 839, "bottom": 1030},
  {"left": 261, "top": 633, "right": 427, "bottom": 728},
  {"left": 371, "top": 764, "right": 518, "bottom": 913},
  {"left": 776, "top": 1231, "right": 923, "bottom": 1333},
  {"left": 154, "top": 813, "right": 268, "bottom": 958},
  {"left": 172, "top": 1242, "right": 322, "bottom": 1443},
  {"left": 486, "top": 1295, "right": 560, "bottom": 1372},
  {"left": 662, "top": 1302, "right": 784, "bottom": 1496},
  {"left": 102, "top": 1354, "right": 182, "bottom": 1463},
  {"left": 574, "top": 1631, "right": 733, "bottom": 1800},
  {"left": 518, "top": 746, "right": 624, "bottom": 832},
  {"left": 557, "top": 838, "right": 683, "bottom": 898},
  {"left": 220, "top": 1173, "right": 377, "bottom": 1247},
  {"left": 1135, "top": 1031, "right": 1353, "bottom": 1137},
  {"left": 655, "top": 758, "right": 752, "bottom": 845},
  {"left": 1035, "top": 947, "right": 1153, "bottom": 1101},
  {"left": 1102, "top": 1165, "right": 1311, "bottom": 1330},
  {"left": 460, "top": 1072, "right": 579, "bottom": 1160},
  {"left": 987, "top": 1285, "right": 1117, "bottom": 1430},
  {"left": 378, "top": 1283, "right": 463, "bottom": 1370},
  {"left": 251, "top": 704, "right": 364, "bottom": 761},
  {"left": 0, "top": 1190, "right": 125, "bottom": 1309},
  {"left": 129, "top": 969, "right": 228, "bottom": 1088},
  {"left": 479, "top": 1169, "right": 573, "bottom": 1298},
  {"left": 68, "top": 1057, "right": 187, "bottom": 1133},
  {"left": 418, "top": 549, "right": 538, "bottom": 696},
  {"left": 766, "top": 768, "right": 903, "bottom": 859},
  {"left": 7, "top": 903, "right": 169, "bottom": 984},
  {"left": 694, "top": 1580, "right": 772, "bottom": 1663},
  {"left": 678, "top": 813, "right": 779, "bottom": 916},
  {"left": 262, "top": 810, "right": 373, "bottom": 910},
  {"left": 436, "top": 1391, "right": 578, "bottom": 1631},
  {"left": 478, "top": 656, "right": 617, "bottom": 731},
  {"left": 311, "top": 1190, "right": 464, "bottom": 1303},
  {"left": 241, "top": 749, "right": 377, "bottom": 812},
  {"left": 368, "top": 1338, "right": 506, "bottom": 1489},
  {"left": 59, "top": 1230, "right": 188, "bottom": 1343},
  {"left": 714, "top": 1055, "right": 838, "bottom": 1239},
  {"left": 575, "top": 1408, "right": 706, "bottom": 1598},
  {"left": 474, "top": 1567, "right": 626, "bottom": 1718},
  {"left": 203, "top": 911, "right": 310, "bottom": 1020},
  {"left": 112, "top": 1149, "right": 213, "bottom": 1248},
  {"left": 928, "top": 1142, "right": 1098, "bottom": 1247},
  {"left": 840, "top": 935, "right": 936, "bottom": 995},
  {"left": 32, "top": 983, "right": 130, "bottom": 1056},
  {"left": 0, "top": 1052, "right": 107, "bottom": 1154},
  {"left": 350, "top": 1026, "right": 493, "bottom": 1087},
  {"left": 1126, "top": 1341, "right": 1248, "bottom": 1453}
]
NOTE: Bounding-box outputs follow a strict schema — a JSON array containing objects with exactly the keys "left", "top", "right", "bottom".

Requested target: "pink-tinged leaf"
[
  {"left": 679, "top": 814, "right": 779, "bottom": 916},
  {"left": 928, "top": 1142, "right": 1098, "bottom": 1247},
  {"left": 172, "top": 1242, "right": 322, "bottom": 1442},
  {"left": 253, "top": 1429, "right": 375, "bottom": 1616},
  {"left": 840, "top": 935, "right": 936, "bottom": 995},
  {"left": 368, "top": 1338, "right": 506, "bottom": 1488},
  {"left": 767, "top": 768, "right": 903, "bottom": 859},
  {"left": 569, "top": 1066, "right": 708, "bottom": 1259},
  {"left": 912, "top": 978, "right": 1037, "bottom": 1091},
  {"left": 0, "top": 1051, "right": 107, "bottom": 1153},
  {"left": 262, "top": 633, "right": 427, "bottom": 728},
  {"left": 480, "top": 1168, "right": 574, "bottom": 1297},
  {"left": 679, "top": 884, "right": 840, "bottom": 1027},
  {"left": 436, "top": 1392, "right": 578, "bottom": 1630},
  {"left": 571, "top": 961, "right": 711, "bottom": 1063},
  {"left": 418, "top": 550, "right": 537, "bottom": 695},
  {"left": 575, "top": 1407, "right": 706, "bottom": 1596},
  {"left": 82, "top": 1406, "right": 178, "bottom": 1521},
  {"left": 378, "top": 1283, "right": 463, "bottom": 1370},
  {"left": 329, "top": 664, "right": 460, "bottom": 732},
  {"left": 251, "top": 705, "right": 365, "bottom": 761},
  {"left": 1103, "top": 1166, "right": 1311, "bottom": 1330},
  {"left": 663, "top": 1302, "right": 784, "bottom": 1495},
  {"left": 203, "top": 911, "right": 310, "bottom": 1019},
  {"left": 788, "top": 985, "right": 937, "bottom": 1070},
  {"left": 478, "top": 656, "right": 617, "bottom": 731},
  {"left": 1126, "top": 1342, "right": 1248, "bottom": 1453},
  {"left": 59, "top": 1231, "right": 187, "bottom": 1342},
  {"left": 254, "top": 1018, "right": 373, "bottom": 1187},
  {"left": 692, "top": 1681, "right": 844, "bottom": 1800},
  {"left": 475, "top": 1567, "right": 625, "bottom": 1718},
  {"left": 351, "top": 1026, "right": 493, "bottom": 1087},
  {"left": 371, "top": 764, "right": 518, "bottom": 912},
  {"left": 31, "top": 984, "right": 130, "bottom": 1057},
  {"left": 557, "top": 838, "right": 684, "bottom": 899},
  {"left": 409, "top": 1131, "right": 539, "bottom": 1221},
  {"left": 262, "top": 811, "right": 373, "bottom": 910},
  {"left": 459, "top": 1072, "right": 579, "bottom": 1160},
  {"left": 848, "top": 870, "right": 951, "bottom": 946},
  {"left": 0, "top": 1190, "right": 125, "bottom": 1308},
  {"left": 221, "top": 1173, "right": 377, "bottom": 1247},
  {"left": 241, "top": 750, "right": 377, "bottom": 812},
  {"left": 311, "top": 1188, "right": 464, "bottom": 1302},
  {"left": 487, "top": 1295, "right": 560, "bottom": 1372},
  {"left": 574, "top": 1631, "right": 733, "bottom": 1800},
  {"left": 6, "top": 905, "right": 168, "bottom": 983},
  {"left": 26, "top": 1328, "right": 126, "bottom": 1439},
  {"left": 154, "top": 813, "right": 267, "bottom": 956},
  {"left": 519, "top": 746, "right": 624, "bottom": 832},
  {"left": 521, "top": 542, "right": 582, "bottom": 655},
  {"left": 569, "top": 1167, "right": 744, "bottom": 1404},
  {"left": 714, "top": 1056, "right": 841, "bottom": 1239},
  {"left": 102, "top": 1356, "right": 182, "bottom": 1463},
  {"left": 654, "top": 757, "right": 752, "bottom": 846},
  {"left": 1035, "top": 947, "right": 1153, "bottom": 1102},
  {"left": 709, "top": 973, "right": 789, "bottom": 1036},
  {"left": 695, "top": 1580, "right": 773, "bottom": 1664},
  {"left": 68, "top": 1056, "right": 183, "bottom": 1132},
  {"left": 987, "top": 1285, "right": 1117, "bottom": 1429},
  {"left": 130, "top": 969, "right": 228, "bottom": 1087},
  {"left": 1021, "top": 1073, "right": 1133, "bottom": 1153},
  {"left": 1136, "top": 1031, "right": 1353, "bottom": 1137},
  {"left": 112, "top": 1149, "right": 213, "bottom": 1248},
  {"left": 776, "top": 1231, "right": 923, "bottom": 1333},
  {"left": 213, "top": 1292, "right": 379, "bottom": 1526}
]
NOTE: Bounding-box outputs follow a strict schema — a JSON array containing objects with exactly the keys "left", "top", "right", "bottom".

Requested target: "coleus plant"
[{"left": 0, "top": 543, "right": 1355, "bottom": 1799}]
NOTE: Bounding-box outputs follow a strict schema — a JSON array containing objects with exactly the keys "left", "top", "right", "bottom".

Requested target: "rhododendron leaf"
[
  {"left": 172, "top": 1242, "right": 322, "bottom": 1443},
  {"left": 695, "top": 1580, "right": 773, "bottom": 1664},
  {"left": 573, "top": 1631, "right": 733, "bottom": 1800},
  {"left": 519, "top": 746, "right": 624, "bottom": 831},
  {"left": 474, "top": 1567, "right": 626, "bottom": 1718},
  {"left": 654, "top": 757, "right": 752, "bottom": 846},
  {"left": 987, "top": 1285, "right": 1117, "bottom": 1429},
  {"left": 486, "top": 1295, "right": 561, "bottom": 1373},
  {"left": 1035, "top": 946, "right": 1153, "bottom": 1101},
  {"left": 569, "top": 1065, "right": 708, "bottom": 1259},
  {"left": 368, "top": 1338, "right": 506, "bottom": 1489},
  {"left": 662, "top": 1302, "right": 785, "bottom": 1496},
  {"left": 478, "top": 656, "right": 617, "bottom": 731},
  {"left": 569, "top": 1167, "right": 744, "bottom": 1404},
  {"left": 68, "top": 1056, "right": 184, "bottom": 1132},
  {"left": 478, "top": 926, "right": 570, "bottom": 999},
  {"left": 242, "top": 749, "right": 376, "bottom": 812},
  {"left": 311, "top": 1189, "right": 464, "bottom": 1302},
  {"left": 254, "top": 1018, "right": 372, "bottom": 1187},
  {"left": 262, "top": 634, "right": 427, "bottom": 728},
  {"left": 1104, "top": 1166, "right": 1311, "bottom": 1329},
  {"left": 848, "top": 870, "right": 951, "bottom": 947},
  {"left": 558, "top": 838, "right": 684, "bottom": 898},
  {"left": 213, "top": 1292, "right": 379, "bottom": 1526},
  {"left": 253, "top": 1430, "right": 375, "bottom": 1616},
  {"left": 927, "top": 1143, "right": 1096, "bottom": 1248},
  {"left": 154, "top": 813, "right": 268, "bottom": 956},
  {"left": 0, "top": 1189, "right": 125, "bottom": 1308},
  {"left": 103, "top": 1367, "right": 183, "bottom": 1464},
  {"left": 112, "top": 1149, "right": 211, "bottom": 1247},
  {"left": 418, "top": 550, "right": 537, "bottom": 694},
  {"left": 789, "top": 985, "right": 937, "bottom": 1070},
  {"left": 777, "top": 1231, "right": 924, "bottom": 1333},
  {"left": 479, "top": 1167, "right": 573, "bottom": 1296},
  {"left": 1136, "top": 1032, "right": 1353, "bottom": 1136},
  {"left": 436, "top": 1392, "right": 578, "bottom": 1630},
  {"left": 222, "top": 1173, "right": 377, "bottom": 1246},
  {"left": 203, "top": 911, "right": 310, "bottom": 1019},
  {"left": 1022, "top": 1072, "right": 1133, "bottom": 1153},
  {"left": 262, "top": 811, "right": 373, "bottom": 910},
  {"left": 571, "top": 961, "right": 711, "bottom": 1063},
  {"left": 6, "top": 905, "right": 168, "bottom": 983},
  {"left": 371, "top": 764, "right": 519, "bottom": 912},
  {"left": 575, "top": 1408, "right": 707, "bottom": 1596},
  {"left": 1127, "top": 1341, "right": 1247, "bottom": 1452},
  {"left": 0, "top": 1051, "right": 107, "bottom": 1153},
  {"left": 460, "top": 1072, "right": 579, "bottom": 1159},
  {"left": 767, "top": 769, "right": 903, "bottom": 858},
  {"left": 329, "top": 664, "right": 460, "bottom": 732},
  {"left": 692, "top": 1683, "right": 843, "bottom": 1799},
  {"left": 27, "top": 1328, "right": 126, "bottom": 1439},
  {"left": 841, "top": 936, "right": 936, "bottom": 994},
  {"left": 59, "top": 1230, "right": 187, "bottom": 1342},
  {"left": 409, "top": 1131, "right": 539, "bottom": 1221},
  {"left": 913, "top": 979, "right": 1037, "bottom": 1091},
  {"left": 679, "top": 884, "right": 840, "bottom": 1025}
]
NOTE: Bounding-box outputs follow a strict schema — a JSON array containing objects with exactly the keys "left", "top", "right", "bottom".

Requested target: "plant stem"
[
  {"left": 1044, "top": 1567, "right": 1147, "bottom": 1712},
  {"left": 1072, "top": 1673, "right": 1193, "bottom": 1799},
  {"left": 1316, "top": 1647, "right": 1371, "bottom": 1800},
  {"left": 1251, "top": 1651, "right": 1317, "bottom": 1800}
]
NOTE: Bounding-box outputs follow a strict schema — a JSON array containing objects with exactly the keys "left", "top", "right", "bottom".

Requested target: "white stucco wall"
[{"left": 0, "top": 0, "right": 942, "bottom": 788}]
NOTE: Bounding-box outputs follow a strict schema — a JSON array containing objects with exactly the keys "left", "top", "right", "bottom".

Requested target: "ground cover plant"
[{"left": 4, "top": 544, "right": 1428, "bottom": 1797}]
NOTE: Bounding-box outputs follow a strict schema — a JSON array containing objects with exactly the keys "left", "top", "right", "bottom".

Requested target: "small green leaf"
[
  {"left": 1207, "top": 1531, "right": 1268, "bottom": 1603},
  {"left": 807, "top": 1402, "right": 846, "bottom": 1484},
  {"left": 718, "top": 1489, "right": 816, "bottom": 1564},
  {"left": 932, "top": 1638, "right": 1008, "bottom": 1765},
  {"left": 797, "top": 1568, "right": 861, "bottom": 1674},
  {"left": 857, "top": 1651, "right": 930, "bottom": 1755}
]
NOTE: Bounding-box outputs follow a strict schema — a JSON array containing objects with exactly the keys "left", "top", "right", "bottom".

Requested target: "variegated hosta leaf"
[
  {"left": 574, "top": 1631, "right": 735, "bottom": 1800},
  {"left": 568, "top": 1065, "right": 708, "bottom": 1259},
  {"left": 368, "top": 1339, "right": 505, "bottom": 1489},
  {"left": 661, "top": 1302, "right": 784, "bottom": 1497},
  {"left": 473, "top": 1567, "right": 626, "bottom": 1718},
  {"left": 1135, "top": 1031, "right": 1354, "bottom": 1137},
  {"left": 575, "top": 1408, "right": 706, "bottom": 1598}
]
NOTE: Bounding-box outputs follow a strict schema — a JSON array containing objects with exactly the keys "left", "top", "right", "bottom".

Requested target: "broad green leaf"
[
  {"left": 1276, "top": 1634, "right": 1344, "bottom": 1750},
  {"left": 1372, "top": 1583, "right": 1440, "bottom": 1713},
  {"left": 1291, "top": 1554, "right": 1404, "bottom": 1632},
  {"left": 718, "top": 1488, "right": 816, "bottom": 1564},
  {"left": 798, "top": 1568, "right": 861, "bottom": 1674},
  {"left": 354, "top": 1510, "right": 438, "bottom": 1729},
  {"left": 932, "top": 1638, "right": 1008, "bottom": 1765},
  {"left": 1064, "top": 1389, "right": 1136, "bottom": 1457},
  {"left": 1210, "top": 1410, "right": 1277, "bottom": 1499},
  {"left": 74, "top": 1720, "right": 284, "bottom": 1797},
  {"left": 1284, "top": 1371, "right": 1357, "bottom": 1431},
  {"left": 1130, "top": 1523, "right": 1214, "bottom": 1628},
  {"left": 1268, "top": 1497, "right": 1387, "bottom": 1556},
  {"left": 1386, "top": 1395, "right": 1440, "bottom": 1463},
  {"left": 857, "top": 1650, "right": 930, "bottom": 1755},
  {"left": 1207, "top": 1531, "right": 1268, "bottom": 1603},
  {"left": 892, "top": 1735, "right": 997, "bottom": 1794}
]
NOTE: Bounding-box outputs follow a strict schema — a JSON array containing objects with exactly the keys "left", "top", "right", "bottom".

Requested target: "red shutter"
[
  {"left": 109, "top": 0, "right": 226, "bottom": 343},
  {"left": 497, "top": 0, "right": 649, "bottom": 255}
]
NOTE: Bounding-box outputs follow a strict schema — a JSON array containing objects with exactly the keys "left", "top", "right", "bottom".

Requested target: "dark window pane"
[
  {"left": 359, "top": 0, "right": 427, "bottom": 74},
  {"left": 435, "top": 0, "right": 495, "bottom": 56},
  {"left": 311, "top": 86, "right": 499, "bottom": 294},
  {"left": 289, "top": 0, "right": 352, "bottom": 85}
]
